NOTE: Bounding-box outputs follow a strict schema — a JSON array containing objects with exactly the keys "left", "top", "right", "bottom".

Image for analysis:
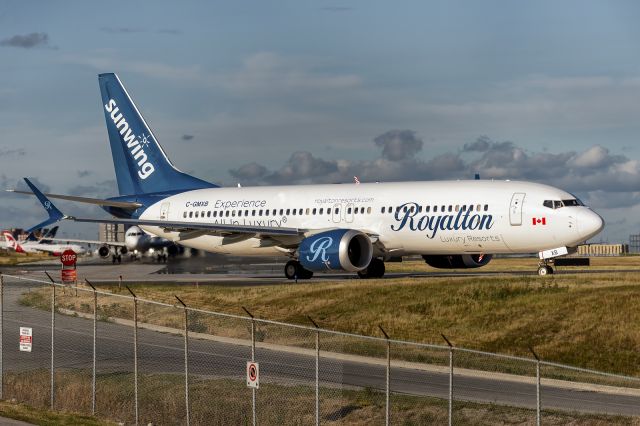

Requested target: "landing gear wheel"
[
  {"left": 537, "top": 265, "right": 554, "bottom": 276},
  {"left": 358, "top": 258, "right": 386, "bottom": 279},
  {"left": 284, "top": 260, "right": 313, "bottom": 280}
]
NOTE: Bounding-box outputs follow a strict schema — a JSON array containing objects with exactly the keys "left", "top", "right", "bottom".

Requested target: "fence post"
[
  {"left": 176, "top": 296, "right": 190, "bottom": 426},
  {"left": 442, "top": 334, "right": 454, "bottom": 426},
  {"left": 86, "top": 279, "right": 98, "bottom": 416},
  {"left": 378, "top": 325, "right": 390, "bottom": 426},
  {"left": 243, "top": 307, "right": 256, "bottom": 426},
  {"left": 45, "top": 271, "right": 56, "bottom": 410},
  {"left": 308, "top": 316, "right": 320, "bottom": 426},
  {"left": 0, "top": 274, "right": 4, "bottom": 401},
  {"left": 529, "top": 346, "right": 541, "bottom": 426},
  {"left": 127, "top": 286, "right": 139, "bottom": 426}
]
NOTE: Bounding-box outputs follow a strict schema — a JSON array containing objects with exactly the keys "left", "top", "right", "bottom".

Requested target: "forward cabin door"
[
  {"left": 509, "top": 193, "right": 525, "bottom": 226},
  {"left": 160, "top": 202, "right": 170, "bottom": 220}
]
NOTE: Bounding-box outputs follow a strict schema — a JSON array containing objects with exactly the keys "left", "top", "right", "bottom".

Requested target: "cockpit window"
[
  {"left": 562, "top": 199, "right": 583, "bottom": 207},
  {"left": 543, "top": 198, "right": 583, "bottom": 209}
]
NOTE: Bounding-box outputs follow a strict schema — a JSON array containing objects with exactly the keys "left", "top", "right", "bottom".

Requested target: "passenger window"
[
  {"left": 425, "top": 206, "right": 430, "bottom": 213},
  {"left": 448, "top": 205, "right": 452, "bottom": 212},
  {"left": 298, "top": 209, "right": 303, "bottom": 215},
  {"left": 183, "top": 212, "right": 187, "bottom": 218},
  {"left": 319, "top": 208, "right": 324, "bottom": 214},
  {"left": 367, "top": 207, "right": 371, "bottom": 214},
  {"left": 195, "top": 211, "right": 199, "bottom": 218},
  {"left": 305, "top": 208, "right": 309, "bottom": 215},
  {"left": 292, "top": 209, "right": 296, "bottom": 215},
  {"left": 258, "top": 209, "right": 263, "bottom": 216},
  {"left": 313, "top": 208, "right": 317, "bottom": 215},
  {"left": 335, "top": 208, "right": 339, "bottom": 214},
  {"left": 286, "top": 209, "right": 290, "bottom": 215},
  {"left": 381, "top": 207, "right": 385, "bottom": 214},
  {"left": 347, "top": 207, "right": 352, "bottom": 214},
  {"left": 484, "top": 205, "right": 488, "bottom": 212},
  {"left": 232, "top": 210, "right": 236, "bottom": 217},
  {"left": 279, "top": 209, "right": 284, "bottom": 215},
  {"left": 207, "top": 211, "right": 211, "bottom": 218},
  {"left": 455, "top": 205, "right": 459, "bottom": 212},
  {"left": 476, "top": 204, "right": 481, "bottom": 211},
  {"left": 441, "top": 205, "right": 446, "bottom": 212}
]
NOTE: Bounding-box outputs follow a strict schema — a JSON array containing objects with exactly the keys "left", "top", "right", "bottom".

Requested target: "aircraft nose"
[{"left": 577, "top": 209, "right": 605, "bottom": 241}]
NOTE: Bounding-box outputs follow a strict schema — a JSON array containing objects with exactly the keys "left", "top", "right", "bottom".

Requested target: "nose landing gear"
[{"left": 537, "top": 262, "right": 554, "bottom": 276}]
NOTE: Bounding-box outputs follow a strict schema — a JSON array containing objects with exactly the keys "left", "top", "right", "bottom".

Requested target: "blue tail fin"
[{"left": 98, "top": 73, "right": 217, "bottom": 196}]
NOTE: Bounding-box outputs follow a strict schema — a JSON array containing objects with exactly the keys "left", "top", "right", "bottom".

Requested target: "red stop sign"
[{"left": 60, "top": 249, "right": 77, "bottom": 266}]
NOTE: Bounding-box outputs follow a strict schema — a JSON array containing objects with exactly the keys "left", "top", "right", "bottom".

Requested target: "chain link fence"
[{"left": 1, "top": 273, "right": 640, "bottom": 425}]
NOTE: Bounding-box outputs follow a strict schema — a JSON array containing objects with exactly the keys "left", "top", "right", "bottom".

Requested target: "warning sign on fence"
[
  {"left": 246, "top": 361, "right": 259, "bottom": 389},
  {"left": 19, "top": 327, "right": 32, "bottom": 352}
]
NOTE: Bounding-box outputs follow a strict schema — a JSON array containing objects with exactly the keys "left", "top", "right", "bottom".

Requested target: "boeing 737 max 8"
[{"left": 11, "top": 73, "right": 604, "bottom": 277}]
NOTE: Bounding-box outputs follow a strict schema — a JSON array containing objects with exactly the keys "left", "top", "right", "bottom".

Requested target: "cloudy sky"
[{"left": 1, "top": 1, "right": 640, "bottom": 242}]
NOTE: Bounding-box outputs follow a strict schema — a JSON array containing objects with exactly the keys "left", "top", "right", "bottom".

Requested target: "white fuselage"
[{"left": 138, "top": 180, "right": 604, "bottom": 257}]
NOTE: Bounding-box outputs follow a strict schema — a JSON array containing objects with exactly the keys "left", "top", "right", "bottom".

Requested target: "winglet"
[{"left": 23, "top": 178, "right": 66, "bottom": 232}]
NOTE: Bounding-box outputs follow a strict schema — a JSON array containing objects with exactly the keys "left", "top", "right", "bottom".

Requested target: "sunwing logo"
[{"left": 104, "top": 99, "right": 156, "bottom": 180}]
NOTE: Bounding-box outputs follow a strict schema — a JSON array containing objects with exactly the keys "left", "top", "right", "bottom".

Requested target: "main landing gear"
[
  {"left": 284, "top": 260, "right": 314, "bottom": 280},
  {"left": 358, "top": 258, "right": 385, "bottom": 279}
]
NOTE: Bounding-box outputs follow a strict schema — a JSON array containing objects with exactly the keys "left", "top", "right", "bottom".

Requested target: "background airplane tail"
[
  {"left": 3, "top": 232, "right": 24, "bottom": 253},
  {"left": 98, "top": 73, "right": 217, "bottom": 196}
]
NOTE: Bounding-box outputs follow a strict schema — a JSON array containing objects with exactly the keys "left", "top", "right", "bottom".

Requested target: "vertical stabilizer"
[{"left": 98, "top": 73, "right": 216, "bottom": 195}]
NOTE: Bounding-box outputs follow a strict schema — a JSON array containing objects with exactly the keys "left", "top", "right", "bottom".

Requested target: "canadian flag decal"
[{"left": 532, "top": 217, "right": 546, "bottom": 225}]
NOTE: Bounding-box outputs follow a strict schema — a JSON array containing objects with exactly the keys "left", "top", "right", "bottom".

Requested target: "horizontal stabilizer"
[
  {"left": 7, "top": 190, "right": 142, "bottom": 209},
  {"left": 23, "top": 178, "right": 65, "bottom": 232}
]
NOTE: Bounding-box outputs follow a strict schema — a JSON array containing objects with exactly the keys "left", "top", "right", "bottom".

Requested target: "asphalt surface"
[{"left": 0, "top": 270, "right": 639, "bottom": 421}]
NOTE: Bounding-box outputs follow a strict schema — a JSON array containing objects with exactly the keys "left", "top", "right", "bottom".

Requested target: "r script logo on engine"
[{"left": 306, "top": 236, "right": 333, "bottom": 263}]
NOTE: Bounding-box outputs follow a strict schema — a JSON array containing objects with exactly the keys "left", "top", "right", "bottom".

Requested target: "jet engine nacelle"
[
  {"left": 98, "top": 245, "right": 111, "bottom": 258},
  {"left": 422, "top": 254, "right": 493, "bottom": 269},
  {"left": 299, "top": 229, "right": 373, "bottom": 272}
]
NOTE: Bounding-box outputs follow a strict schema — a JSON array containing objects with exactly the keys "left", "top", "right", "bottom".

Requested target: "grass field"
[
  {"left": 0, "top": 251, "right": 51, "bottom": 265},
  {"left": 21, "top": 255, "right": 640, "bottom": 377}
]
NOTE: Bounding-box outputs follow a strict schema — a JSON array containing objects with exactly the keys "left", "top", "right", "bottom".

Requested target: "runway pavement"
[{"left": 0, "top": 275, "right": 639, "bottom": 420}]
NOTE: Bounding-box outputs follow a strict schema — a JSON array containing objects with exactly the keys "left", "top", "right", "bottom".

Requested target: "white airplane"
[
  {"left": 2, "top": 231, "right": 86, "bottom": 256},
  {"left": 50, "top": 225, "right": 177, "bottom": 263},
  {"left": 12, "top": 73, "right": 604, "bottom": 277}
]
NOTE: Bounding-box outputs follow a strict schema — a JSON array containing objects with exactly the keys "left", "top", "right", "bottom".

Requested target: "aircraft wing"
[{"left": 66, "top": 217, "right": 302, "bottom": 236}]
